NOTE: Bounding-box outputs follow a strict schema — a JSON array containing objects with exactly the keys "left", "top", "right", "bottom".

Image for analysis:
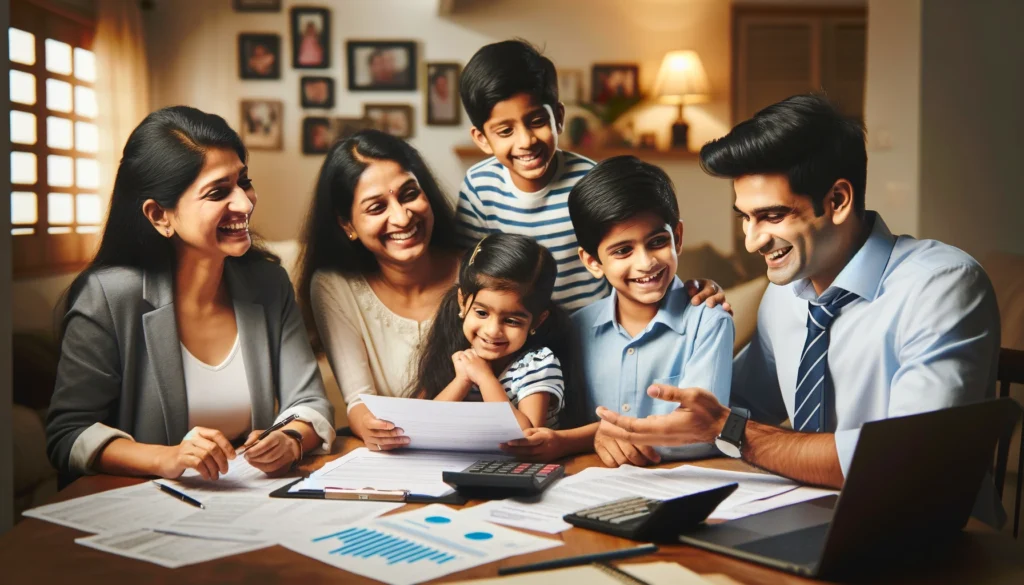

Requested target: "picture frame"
[
  {"left": 425, "top": 62, "right": 461, "bottom": 126},
  {"left": 233, "top": 0, "right": 281, "bottom": 12},
  {"left": 302, "top": 117, "right": 372, "bottom": 155},
  {"left": 240, "top": 99, "right": 283, "bottom": 151},
  {"left": 557, "top": 69, "right": 584, "bottom": 104},
  {"left": 346, "top": 40, "right": 417, "bottom": 91},
  {"left": 591, "top": 64, "right": 640, "bottom": 104},
  {"left": 364, "top": 103, "right": 414, "bottom": 138},
  {"left": 238, "top": 33, "right": 281, "bottom": 80},
  {"left": 291, "top": 7, "right": 330, "bottom": 69},
  {"left": 300, "top": 76, "right": 334, "bottom": 109}
]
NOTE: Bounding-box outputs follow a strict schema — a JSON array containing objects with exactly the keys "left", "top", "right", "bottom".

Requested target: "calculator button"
[{"left": 609, "top": 512, "right": 650, "bottom": 524}]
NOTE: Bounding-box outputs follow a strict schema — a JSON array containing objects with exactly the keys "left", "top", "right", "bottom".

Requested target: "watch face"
[{"left": 715, "top": 437, "right": 741, "bottom": 458}]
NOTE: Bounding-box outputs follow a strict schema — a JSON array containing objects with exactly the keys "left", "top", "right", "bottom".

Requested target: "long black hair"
[
  {"left": 415, "top": 234, "right": 577, "bottom": 416},
  {"left": 295, "top": 129, "right": 461, "bottom": 348},
  {"left": 64, "top": 106, "right": 276, "bottom": 317}
]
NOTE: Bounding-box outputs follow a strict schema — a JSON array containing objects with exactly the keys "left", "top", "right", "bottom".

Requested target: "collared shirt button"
[
  {"left": 627, "top": 347, "right": 635, "bottom": 355},
  {"left": 622, "top": 404, "right": 631, "bottom": 412}
]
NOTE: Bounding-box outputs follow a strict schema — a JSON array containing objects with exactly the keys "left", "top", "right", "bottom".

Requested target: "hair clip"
[{"left": 468, "top": 239, "right": 484, "bottom": 266}]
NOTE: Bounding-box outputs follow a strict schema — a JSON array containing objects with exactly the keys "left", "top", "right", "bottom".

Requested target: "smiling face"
[
  {"left": 733, "top": 173, "right": 843, "bottom": 287},
  {"left": 157, "top": 147, "right": 255, "bottom": 260},
  {"left": 459, "top": 286, "right": 545, "bottom": 366},
  {"left": 342, "top": 159, "right": 434, "bottom": 267},
  {"left": 470, "top": 92, "right": 564, "bottom": 193},
  {"left": 580, "top": 211, "right": 684, "bottom": 315}
]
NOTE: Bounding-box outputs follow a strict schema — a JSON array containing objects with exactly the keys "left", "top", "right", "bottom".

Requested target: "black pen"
[
  {"left": 236, "top": 413, "right": 299, "bottom": 455},
  {"left": 154, "top": 481, "right": 205, "bottom": 509},
  {"left": 497, "top": 544, "right": 659, "bottom": 575}
]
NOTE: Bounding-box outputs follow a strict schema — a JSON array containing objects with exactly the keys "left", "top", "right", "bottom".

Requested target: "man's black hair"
[{"left": 460, "top": 39, "right": 558, "bottom": 130}]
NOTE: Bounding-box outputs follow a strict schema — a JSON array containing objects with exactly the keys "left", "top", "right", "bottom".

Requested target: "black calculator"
[
  {"left": 442, "top": 460, "right": 565, "bottom": 499},
  {"left": 563, "top": 483, "right": 738, "bottom": 542}
]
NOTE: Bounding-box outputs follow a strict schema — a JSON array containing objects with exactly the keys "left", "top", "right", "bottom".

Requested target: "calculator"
[
  {"left": 562, "top": 483, "right": 738, "bottom": 542},
  {"left": 442, "top": 460, "right": 565, "bottom": 499}
]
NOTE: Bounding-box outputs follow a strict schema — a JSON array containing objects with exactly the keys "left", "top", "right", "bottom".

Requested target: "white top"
[
  {"left": 311, "top": 270, "right": 431, "bottom": 412},
  {"left": 181, "top": 335, "right": 252, "bottom": 442}
]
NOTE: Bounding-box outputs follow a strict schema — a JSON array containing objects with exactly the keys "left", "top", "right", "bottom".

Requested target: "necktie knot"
[{"left": 807, "top": 289, "right": 857, "bottom": 332}]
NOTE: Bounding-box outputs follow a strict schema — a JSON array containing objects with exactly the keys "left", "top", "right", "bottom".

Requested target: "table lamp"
[{"left": 651, "top": 50, "right": 710, "bottom": 150}]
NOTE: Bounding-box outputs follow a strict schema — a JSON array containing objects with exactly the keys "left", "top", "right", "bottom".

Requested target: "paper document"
[
  {"left": 450, "top": 561, "right": 713, "bottom": 585},
  {"left": 23, "top": 483, "right": 197, "bottom": 534},
  {"left": 281, "top": 504, "right": 561, "bottom": 585},
  {"left": 361, "top": 394, "right": 525, "bottom": 452},
  {"left": 709, "top": 485, "right": 838, "bottom": 521},
  {"left": 293, "top": 448, "right": 508, "bottom": 497},
  {"left": 463, "top": 465, "right": 797, "bottom": 534},
  {"left": 162, "top": 494, "right": 403, "bottom": 542},
  {"left": 75, "top": 529, "right": 271, "bottom": 569},
  {"left": 157, "top": 456, "right": 295, "bottom": 496}
]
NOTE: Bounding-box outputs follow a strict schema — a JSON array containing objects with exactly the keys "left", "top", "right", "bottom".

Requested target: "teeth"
[
  {"left": 767, "top": 248, "right": 790, "bottom": 261},
  {"left": 219, "top": 221, "right": 248, "bottom": 231},
  {"left": 632, "top": 269, "right": 663, "bottom": 284},
  {"left": 516, "top": 153, "right": 539, "bottom": 162},
  {"left": 388, "top": 224, "right": 418, "bottom": 241}
]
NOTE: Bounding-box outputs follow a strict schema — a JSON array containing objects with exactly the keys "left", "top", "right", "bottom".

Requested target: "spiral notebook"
[{"left": 449, "top": 561, "right": 716, "bottom": 585}]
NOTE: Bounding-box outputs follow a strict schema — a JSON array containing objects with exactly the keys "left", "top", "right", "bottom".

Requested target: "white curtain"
[{"left": 94, "top": 0, "right": 150, "bottom": 211}]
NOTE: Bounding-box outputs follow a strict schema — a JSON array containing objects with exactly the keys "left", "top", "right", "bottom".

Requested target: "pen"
[
  {"left": 154, "top": 481, "right": 205, "bottom": 509},
  {"left": 497, "top": 544, "right": 659, "bottom": 575},
  {"left": 236, "top": 413, "right": 299, "bottom": 455}
]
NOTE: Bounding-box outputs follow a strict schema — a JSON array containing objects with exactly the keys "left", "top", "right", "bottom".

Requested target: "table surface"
[{"left": 3, "top": 437, "right": 1023, "bottom": 585}]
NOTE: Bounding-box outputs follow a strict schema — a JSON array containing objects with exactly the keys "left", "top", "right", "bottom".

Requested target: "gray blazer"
[{"left": 46, "top": 259, "right": 334, "bottom": 483}]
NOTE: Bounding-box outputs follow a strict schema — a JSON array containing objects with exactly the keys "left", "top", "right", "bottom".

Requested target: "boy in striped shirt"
[{"left": 456, "top": 40, "right": 609, "bottom": 311}]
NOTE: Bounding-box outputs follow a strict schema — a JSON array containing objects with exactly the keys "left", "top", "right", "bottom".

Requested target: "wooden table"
[{"left": 3, "top": 437, "right": 1023, "bottom": 585}]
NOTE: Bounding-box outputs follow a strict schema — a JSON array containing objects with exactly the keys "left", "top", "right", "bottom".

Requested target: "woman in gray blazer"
[{"left": 47, "top": 106, "right": 334, "bottom": 486}]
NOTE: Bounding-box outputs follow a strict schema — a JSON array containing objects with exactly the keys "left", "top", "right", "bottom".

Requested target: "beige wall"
[
  {"left": 142, "top": 0, "right": 737, "bottom": 250},
  {"left": 863, "top": 0, "right": 921, "bottom": 238}
]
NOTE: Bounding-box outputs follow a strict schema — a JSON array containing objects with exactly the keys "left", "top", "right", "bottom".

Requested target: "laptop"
[{"left": 678, "top": 398, "right": 1021, "bottom": 579}]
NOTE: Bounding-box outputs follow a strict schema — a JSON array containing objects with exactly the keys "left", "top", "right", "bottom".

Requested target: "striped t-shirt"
[
  {"left": 467, "top": 347, "right": 565, "bottom": 428},
  {"left": 455, "top": 150, "right": 610, "bottom": 312}
]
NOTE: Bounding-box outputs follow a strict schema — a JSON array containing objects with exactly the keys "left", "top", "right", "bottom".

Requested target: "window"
[{"left": 10, "top": 1, "right": 100, "bottom": 277}]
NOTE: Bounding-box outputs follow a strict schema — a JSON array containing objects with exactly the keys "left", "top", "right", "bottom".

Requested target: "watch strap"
[
  {"left": 281, "top": 428, "right": 304, "bottom": 461},
  {"left": 720, "top": 407, "right": 749, "bottom": 446}
]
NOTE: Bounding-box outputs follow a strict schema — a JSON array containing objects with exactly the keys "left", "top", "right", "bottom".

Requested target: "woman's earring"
[
  {"left": 347, "top": 232, "right": 357, "bottom": 241},
  {"left": 529, "top": 328, "right": 536, "bottom": 335},
  {"left": 164, "top": 228, "right": 172, "bottom": 238}
]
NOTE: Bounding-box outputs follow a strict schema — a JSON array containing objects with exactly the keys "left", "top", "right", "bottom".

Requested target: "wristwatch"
[
  {"left": 714, "top": 407, "right": 749, "bottom": 458},
  {"left": 281, "top": 429, "right": 305, "bottom": 462}
]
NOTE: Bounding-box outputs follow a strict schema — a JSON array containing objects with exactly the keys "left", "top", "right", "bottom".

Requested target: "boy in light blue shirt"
[{"left": 568, "top": 156, "right": 734, "bottom": 467}]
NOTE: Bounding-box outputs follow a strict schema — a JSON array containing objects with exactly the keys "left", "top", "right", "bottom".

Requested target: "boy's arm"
[{"left": 455, "top": 177, "right": 490, "bottom": 247}]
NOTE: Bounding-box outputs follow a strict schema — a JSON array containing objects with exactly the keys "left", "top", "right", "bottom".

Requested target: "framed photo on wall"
[
  {"left": 234, "top": 0, "right": 281, "bottom": 12},
  {"left": 291, "top": 7, "right": 330, "bottom": 69},
  {"left": 238, "top": 33, "right": 281, "bottom": 80},
  {"left": 591, "top": 63, "right": 639, "bottom": 104},
  {"left": 302, "top": 116, "right": 372, "bottom": 154},
  {"left": 558, "top": 69, "right": 583, "bottom": 104},
  {"left": 240, "top": 99, "right": 283, "bottom": 151},
  {"left": 425, "top": 62, "right": 460, "bottom": 126},
  {"left": 364, "top": 104, "right": 414, "bottom": 138},
  {"left": 346, "top": 40, "right": 417, "bottom": 91},
  {"left": 300, "top": 76, "right": 334, "bottom": 108}
]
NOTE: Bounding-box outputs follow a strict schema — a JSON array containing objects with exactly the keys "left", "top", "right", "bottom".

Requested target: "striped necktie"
[{"left": 794, "top": 289, "right": 858, "bottom": 433}]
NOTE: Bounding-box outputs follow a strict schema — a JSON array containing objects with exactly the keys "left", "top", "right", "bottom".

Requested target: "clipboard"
[{"left": 269, "top": 478, "right": 467, "bottom": 505}]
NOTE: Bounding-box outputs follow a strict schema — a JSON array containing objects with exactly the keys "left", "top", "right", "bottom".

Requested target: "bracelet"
[{"left": 281, "top": 428, "right": 305, "bottom": 463}]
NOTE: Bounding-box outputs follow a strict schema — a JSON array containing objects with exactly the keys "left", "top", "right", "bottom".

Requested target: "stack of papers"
[
  {"left": 361, "top": 395, "right": 526, "bottom": 452},
  {"left": 280, "top": 504, "right": 561, "bottom": 585}
]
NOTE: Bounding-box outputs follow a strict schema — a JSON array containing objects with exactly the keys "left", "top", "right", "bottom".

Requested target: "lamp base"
[{"left": 670, "top": 121, "right": 690, "bottom": 150}]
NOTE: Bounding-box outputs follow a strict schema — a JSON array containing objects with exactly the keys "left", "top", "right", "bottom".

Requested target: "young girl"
[{"left": 415, "top": 233, "right": 572, "bottom": 430}]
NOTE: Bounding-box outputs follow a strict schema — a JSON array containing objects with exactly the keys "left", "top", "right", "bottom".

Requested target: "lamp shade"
[{"left": 652, "top": 50, "right": 710, "bottom": 105}]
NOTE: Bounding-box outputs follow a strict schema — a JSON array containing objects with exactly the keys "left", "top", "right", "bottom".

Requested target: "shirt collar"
[
  {"left": 793, "top": 211, "right": 896, "bottom": 303},
  {"left": 593, "top": 276, "right": 688, "bottom": 336}
]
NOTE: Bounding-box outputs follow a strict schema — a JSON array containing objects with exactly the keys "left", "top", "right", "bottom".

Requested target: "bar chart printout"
[{"left": 280, "top": 504, "right": 561, "bottom": 585}]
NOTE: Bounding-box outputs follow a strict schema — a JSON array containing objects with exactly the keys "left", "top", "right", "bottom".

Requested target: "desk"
[{"left": 3, "top": 437, "right": 1023, "bottom": 585}]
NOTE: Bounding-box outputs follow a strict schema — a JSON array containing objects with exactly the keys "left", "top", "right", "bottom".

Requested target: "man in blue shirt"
[{"left": 595, "top": 95, "right": 1000, "bottom": 504}]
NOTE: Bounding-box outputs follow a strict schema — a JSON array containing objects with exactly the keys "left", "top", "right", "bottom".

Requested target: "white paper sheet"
[
  {"left": 75, "top": 529, "right": 271, "bottom": 569},
  {"left": 156, "top": 456, "right": 295, "bottom": 497},
  {"left": 462, "top": 465, "right": 797, "bottom": 534},
  {"left": 22, "top": 483, "right": 198, "bottom": 534},
  {"left": 280, "top": 504, "right": 561, "bottom": 585},
  {"left": 161, "top": 494, "right": 404, "bottom": 542},
  {"left": 361, "top": 395, "right": 525, "bottom": 452},
  {"left": 293, "top": 448, "right": 508, "bottom": 497},
  {"left": 709, "top": 485, "right": 839, "bottom": 520}
]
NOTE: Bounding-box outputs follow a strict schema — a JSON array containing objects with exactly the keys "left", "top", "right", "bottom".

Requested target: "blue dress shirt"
[
  {"left": 572, "top": 276, "right": 735, "bottom": 458},
  {"left": 732, "top": 212, "right": 1002, "bottom": 522}
]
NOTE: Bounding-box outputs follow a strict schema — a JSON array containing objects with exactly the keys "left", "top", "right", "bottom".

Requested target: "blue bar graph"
[{"left": 314, "top": 527, "right": 458, "bottom": 565}]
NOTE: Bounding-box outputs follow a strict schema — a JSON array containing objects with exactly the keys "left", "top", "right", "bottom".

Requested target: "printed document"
[
  {"left": 361, "top": 395, "right": 525, "bottom": 452},
  {"left": 75, "top": 529, "right": 271, "bottom": 569}
]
